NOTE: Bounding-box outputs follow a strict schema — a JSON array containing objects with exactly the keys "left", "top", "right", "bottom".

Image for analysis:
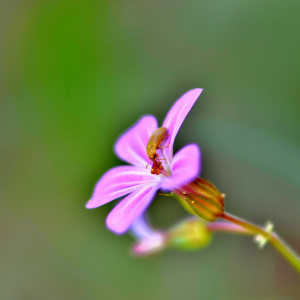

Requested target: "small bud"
[
  {"left": 177, "top": 178, "right": 225, "bottom": 222},
  {"left": 254, "top": 221, "right": 274, "bottom": 249},
  {"left": 168, "top": 218, "right": 212, "bottom": 250}
]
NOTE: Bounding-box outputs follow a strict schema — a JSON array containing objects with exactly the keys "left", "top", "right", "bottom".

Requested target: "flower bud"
[
  {"left": 177, "top": 178, "right": 225, "bottom": 222},
  {"left": 254, "top": 221, "right": 274, "bottom": 249},
  {"left": 168, "top": 218, "right": 212, "bottom": 250}
]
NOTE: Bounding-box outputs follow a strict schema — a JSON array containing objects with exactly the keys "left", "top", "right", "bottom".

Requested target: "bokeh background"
[{"left": 1, "top": 1, "right": 300, "bottom": 299}]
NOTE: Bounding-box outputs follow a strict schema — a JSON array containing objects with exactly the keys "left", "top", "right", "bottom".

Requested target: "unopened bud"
[
  {"left": 254, "top": 221, "right": 274, "bottom": 249},
  {"left": 168, "top": 218, "right": 212, "bottom": 250},
  {"left": 177, "top": 178, "right": 225, "bottom": 222}
]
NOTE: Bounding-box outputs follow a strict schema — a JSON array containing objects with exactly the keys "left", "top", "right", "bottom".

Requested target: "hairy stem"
[
  {"left": 206, "top": 221, "right": 252, "bottom": 235},
  {"left": 221, "top": 212, "right": 300, "bottom": 274}
]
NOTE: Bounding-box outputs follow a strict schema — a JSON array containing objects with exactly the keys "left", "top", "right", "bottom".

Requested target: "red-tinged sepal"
[{"left": 176, "top": 178, "right": 225, "bottom": 222}]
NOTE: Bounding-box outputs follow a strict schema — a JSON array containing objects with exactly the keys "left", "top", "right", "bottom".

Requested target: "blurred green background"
[{"left": 1, "top": 1, "right": 300, "bottom": 299}]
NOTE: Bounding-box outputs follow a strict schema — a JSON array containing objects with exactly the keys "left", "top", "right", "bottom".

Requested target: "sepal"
[{"left": 176, "top": 178, "right": 225, "bottom": 222}]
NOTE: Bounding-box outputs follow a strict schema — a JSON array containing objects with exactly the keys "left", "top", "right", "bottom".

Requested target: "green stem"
[{"left": 221, "top": 212, "right": 300, "bottom": 274}]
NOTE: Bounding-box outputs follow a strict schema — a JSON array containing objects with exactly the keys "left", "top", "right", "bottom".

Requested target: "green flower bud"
[{"left": 168, "top": 218, "right": 212, "bottom": 250}]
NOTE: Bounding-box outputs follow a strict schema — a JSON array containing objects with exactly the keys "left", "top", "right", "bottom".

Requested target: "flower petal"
[
  {"left": 106, "top": 182, "right": 159, "bottom": 234},
  {"left": 130, "top": 214, "right": 160, "bottom": 241},
  {"left": 114, "top": 115, "right": 158, "bottom": 167},
  {"left": 161, "top": 144, "right": 201, "bottom": 190},
  {"left": 130, "top": 215, "right": 166, "bottom": 256},
  {"left": 86, "top": 166, "right": 158, "bottom": 209},
  {"left": 162, "top": 89, "right": 203, "bottom": 164}
]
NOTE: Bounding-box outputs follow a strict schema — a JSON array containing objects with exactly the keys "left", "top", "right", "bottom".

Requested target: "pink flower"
[
  {"left": 86, "top": 88, "right": 203, "bottom": 234},
  {"left": 130, "top": 214, "right": 167, "bottom": 256},
  {"left": 130, "top": 213, "right": 213, "bottom": 256}
]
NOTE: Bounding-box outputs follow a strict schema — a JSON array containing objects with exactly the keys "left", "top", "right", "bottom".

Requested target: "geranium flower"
[
  {"left": 86, "top": 88, "right": 203, "bottom": 234},
  {"left": 130, "top": 214, "right": 213, "bottom": 256}
]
